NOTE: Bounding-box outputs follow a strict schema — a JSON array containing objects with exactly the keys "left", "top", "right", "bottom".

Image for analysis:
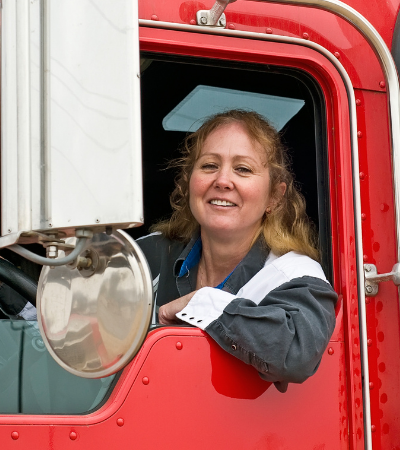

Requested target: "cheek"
[
  {"left": 247, "top": 181, "right": 271, "bottom": 209},
  {"left": 189, "top": 173, "right": 208, "bottom": 200}
]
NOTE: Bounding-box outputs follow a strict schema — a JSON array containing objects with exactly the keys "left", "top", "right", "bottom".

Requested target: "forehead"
[{"left": 201, "top": 122, "right": 266, "bottom": 161}]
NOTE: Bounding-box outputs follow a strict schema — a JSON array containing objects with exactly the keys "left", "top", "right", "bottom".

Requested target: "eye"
[
  {"left": 201, "top": 163, "right": 218, "bottom": 171},
  {"left": 235, "top": 166, "right": 253, "bottom": 174}
]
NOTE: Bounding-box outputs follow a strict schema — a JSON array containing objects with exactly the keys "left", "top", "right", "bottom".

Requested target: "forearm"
[{"left": 176, "top": 277, "right": 337, "bottom": 385}]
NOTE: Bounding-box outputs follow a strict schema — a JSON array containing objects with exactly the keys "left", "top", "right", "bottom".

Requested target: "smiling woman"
[{"left": 137, "top": 110, "right": 337, "bottom": 393}]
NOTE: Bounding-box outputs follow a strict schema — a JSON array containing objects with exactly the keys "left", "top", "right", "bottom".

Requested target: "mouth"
[{"left": 209, "top": 199, "right": 237, "bottom": 207}]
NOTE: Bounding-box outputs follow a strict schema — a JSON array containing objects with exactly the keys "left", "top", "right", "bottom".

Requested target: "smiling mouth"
[{"left": 210, "top": 199, "right": 237, "bottom": 207}]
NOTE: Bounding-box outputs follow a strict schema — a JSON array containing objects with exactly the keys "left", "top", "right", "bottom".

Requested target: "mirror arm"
[{"left": 7, "top": 236, "right": 90, "bottom": 267}]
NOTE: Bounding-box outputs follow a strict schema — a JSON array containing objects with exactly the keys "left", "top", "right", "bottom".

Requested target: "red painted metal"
[
  {"left": 0, "top": 329, "right": 348, "bottom": 450},
  {"left": 1, "top": 1, "right": 400, "bottom": 449},
  {"left": 356, "top": 87, "right": 400, "bottom": 450},
  {"left": 139, "top": 1, "right": 389, "bottom": 91}
]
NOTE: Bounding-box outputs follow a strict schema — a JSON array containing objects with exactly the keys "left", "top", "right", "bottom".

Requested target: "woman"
[{"left": 137, "top": 110, "right": 337, "bottom": 393}]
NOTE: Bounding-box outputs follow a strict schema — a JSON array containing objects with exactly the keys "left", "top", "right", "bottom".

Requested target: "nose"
[{"left": 214, "top": 167, "right": 234, "bottom": 190}]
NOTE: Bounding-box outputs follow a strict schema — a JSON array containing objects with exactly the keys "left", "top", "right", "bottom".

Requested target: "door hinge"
[{"left": 364, "top": 263, "right": 400, "bottom": 296}]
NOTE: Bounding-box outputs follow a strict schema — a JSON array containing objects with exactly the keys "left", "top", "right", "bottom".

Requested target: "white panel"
[{"left": 1, "top": 0, "right": 143, "bottom": 238}]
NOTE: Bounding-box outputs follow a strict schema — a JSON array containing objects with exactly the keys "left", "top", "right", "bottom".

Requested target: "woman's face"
[{"left": 189, "top": 122, "right": 284, "bottom": 243}]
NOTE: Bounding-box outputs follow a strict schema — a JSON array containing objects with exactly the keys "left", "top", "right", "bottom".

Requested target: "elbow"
[{"left": 265, "top": 351, "right": 323, "bottom": 384}]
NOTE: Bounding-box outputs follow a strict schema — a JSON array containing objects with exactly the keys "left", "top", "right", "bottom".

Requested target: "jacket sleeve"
[{"left": 176, "top": 276, "right": 337, "bottom": 392}]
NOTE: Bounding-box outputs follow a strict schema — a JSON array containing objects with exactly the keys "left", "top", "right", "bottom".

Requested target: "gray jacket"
[{"left": 137, "top": 232, "right": 337, "bottom": 393}]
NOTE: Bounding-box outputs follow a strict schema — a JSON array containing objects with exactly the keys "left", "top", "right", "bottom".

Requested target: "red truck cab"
[{"left": 1, "top": 1, "right": 400, "bottom": 449}]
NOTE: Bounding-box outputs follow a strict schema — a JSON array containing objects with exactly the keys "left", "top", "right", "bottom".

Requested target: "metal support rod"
[
  {"left": 8, "top": 237, "right": 89, "bottom": 266},
  {"left": 208, "top": 0, "right": 236, "bottom": 26}
]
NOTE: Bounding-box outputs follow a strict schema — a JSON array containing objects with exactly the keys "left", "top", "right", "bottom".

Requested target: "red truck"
[{"left": 0, "top": 1, "right": 399, "bottom": 449}]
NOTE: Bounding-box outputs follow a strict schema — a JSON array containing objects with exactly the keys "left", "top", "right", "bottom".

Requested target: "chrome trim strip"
[{"left": 139, "top": 17, "right": 371, "bottom": 448}]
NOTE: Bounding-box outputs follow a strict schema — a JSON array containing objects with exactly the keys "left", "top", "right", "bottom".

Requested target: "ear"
[
  {"left": 267, "top": 182, "right": 287, "bottom": 212},
  {"left": 276, "top": 182, "right": 287, "bottom": 198}
]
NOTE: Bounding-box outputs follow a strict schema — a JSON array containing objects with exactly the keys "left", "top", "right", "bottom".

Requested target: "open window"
[{"left": 129, "top": 54, "right": 332, "bottom": 281}]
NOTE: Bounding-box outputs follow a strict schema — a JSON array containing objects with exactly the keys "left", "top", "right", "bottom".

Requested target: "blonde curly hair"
[{"left": 151, "top": 110, "right": 319, "bottom": 261}]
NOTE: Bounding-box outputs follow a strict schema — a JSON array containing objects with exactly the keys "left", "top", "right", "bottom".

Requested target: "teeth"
[{"left": 210, "top": 199, "right": 236, "bottom": 206}]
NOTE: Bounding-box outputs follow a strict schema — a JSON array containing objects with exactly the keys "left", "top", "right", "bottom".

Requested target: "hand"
[{"left": 158, "top": 291, "right": 198, "bottom": 325}]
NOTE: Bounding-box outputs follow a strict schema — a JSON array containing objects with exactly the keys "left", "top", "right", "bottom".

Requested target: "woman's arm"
[{"left": 175, "top": 276, "right": 337, "bottom": 392}]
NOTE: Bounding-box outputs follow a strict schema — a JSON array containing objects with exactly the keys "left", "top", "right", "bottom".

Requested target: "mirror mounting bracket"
[
  {"left": 364, "top": 263, "right": 400, "bottom": 296},
  {"left": 196, "top": 0, "right": 237, "bottom": 27}
]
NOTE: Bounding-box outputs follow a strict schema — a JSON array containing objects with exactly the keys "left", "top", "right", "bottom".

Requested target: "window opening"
[
  {"left": 131, "top": 54, "right": 331, "bottom": 280},
  {"left": 0, "top": 319, "right": 116, "bottom": 414}
]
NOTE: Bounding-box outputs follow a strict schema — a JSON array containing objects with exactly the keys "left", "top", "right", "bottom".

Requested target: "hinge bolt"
[
  {"left": 366, "top": 285, "right": 373, "bottom": 294},
  {"left": 200, "top": 16, "right": 207, "bottom": 24}
]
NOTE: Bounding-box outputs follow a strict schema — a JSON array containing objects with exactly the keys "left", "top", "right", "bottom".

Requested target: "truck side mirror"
[{"left": 1, "top": 0, "right": 153, "bottom": 376}]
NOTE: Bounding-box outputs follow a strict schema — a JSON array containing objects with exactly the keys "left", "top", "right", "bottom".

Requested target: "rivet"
[
  {"left": 190, "top": 19, "right": 196, "bottom": 25},
  {"left": 231, "top": 344, "right": 237, "bottom": 350},
  {"left": 361, "top": 213, "right": 367, "bottom": 221},
  {"left": 48, "top": 223, "right": 52, "bottom": 227},
  {"left": 369, "top": 382, "right": 374, "bottom": 389},
  {"left": 357, "top": 131, "right": 363, "bottom": 138},
  {"left": 176, "top": 341, "right": 183, "bottom": 350},
  {"left": 142, "top": 376, "right": 149, "bottom": 385},
  {"left": 366, "top": 285, "right": 373, "bottom": 294},
  {"left": 228, "top": 23, "right": 235, "bottom": 30},
  {"left": 380, "top": 203, "right": 389, "bottom": 212},
  {"left": 328, "top": 347, "right": 334, "bottom": 355},
  {"left": 95, "top": 219, "right": 100, "bottom": 223},
  {"left": 367, "top": 339, "right": 373, "bottom": 347},
  {"left": 379, "top": 81, "right": 386, "bottom": 88},
  {"left": 371, "top": 425, "right": 376, "bottom": 432},
  {"left": 7, "top": 228, "right": 12, "bottom": 233},
  {"left": 302, "top": 32, "right": 309, "bottom": 39},
  {"left": 69, "top": 431, "right": 77, "bottom": 441},
  {"left": 11, "top": 432, "right": 19, "bottom": 440},
  {"left": 359, "top": 172, "right": 365, "bottom": 180},
  {"left": 200, "top": 16, "right": 207, "bottom": 24},
  {"left": 363, "top": 254, "right": 368, "bottom": 262},
  {"left": 334, "top": 51, "right": 340, "bottom": 59},
  {"left": 266, "top": 27, "right": 273, "bottom": 34},
  {"left": 151, "top": 14, "right": 159, "bottom": 21},
  {"left": 116, "top": 418, "right": 124, "bottom": 427}
]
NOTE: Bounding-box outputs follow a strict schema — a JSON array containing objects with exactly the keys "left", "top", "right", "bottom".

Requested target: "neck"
[{"left": 197, "top": 231, "right": 254, "bottom": 288}]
